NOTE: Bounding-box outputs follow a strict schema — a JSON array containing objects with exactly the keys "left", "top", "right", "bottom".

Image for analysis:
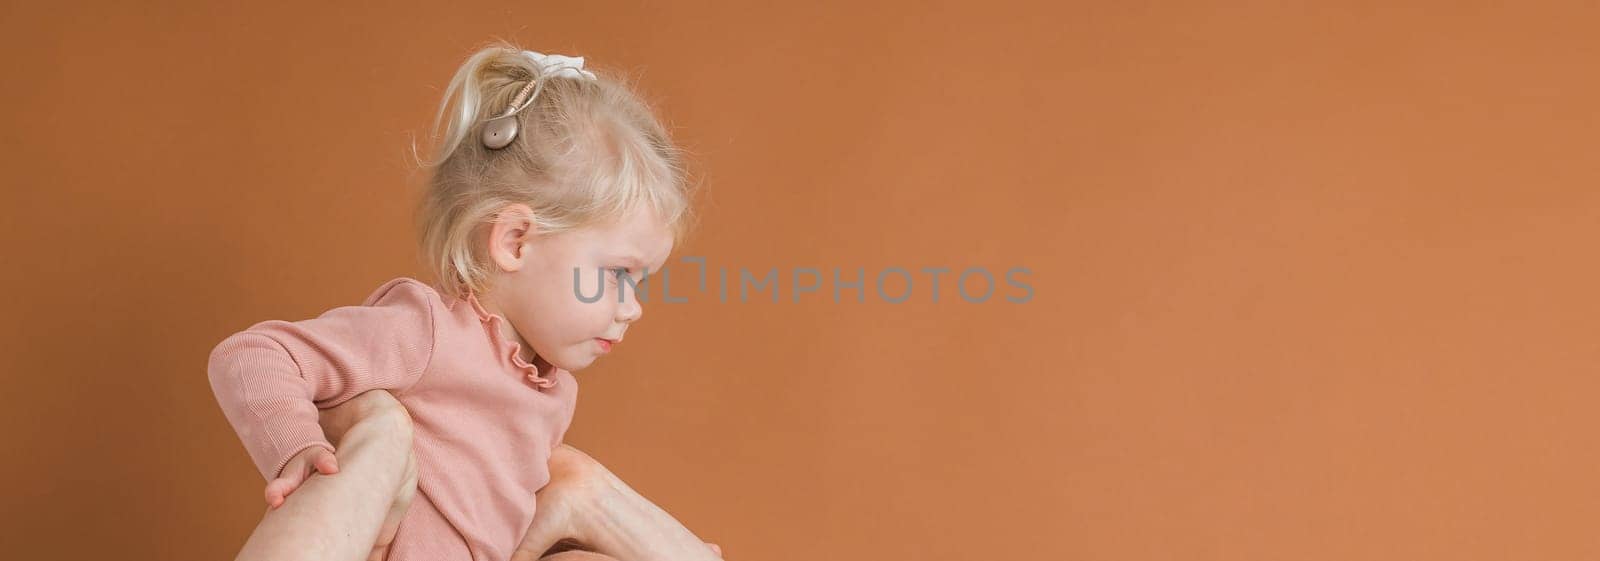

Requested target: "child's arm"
[{"left": 207, "top": 279, "right": 436, "bottom": 506}]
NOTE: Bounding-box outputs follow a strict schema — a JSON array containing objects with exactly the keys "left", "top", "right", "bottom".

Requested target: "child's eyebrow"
[{"left": 607, "top": 254, "right": 645, "bottom": 268}]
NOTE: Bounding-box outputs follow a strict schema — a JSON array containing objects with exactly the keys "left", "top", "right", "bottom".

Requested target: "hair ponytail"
[{"left": 413, "top": 43, "right": 551, "bottom": 169}]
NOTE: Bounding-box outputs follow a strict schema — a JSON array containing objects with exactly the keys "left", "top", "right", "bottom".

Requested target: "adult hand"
[
  {"left": 513, "top": 444, "right": 723, "bottom": 560},
  {"left": 512, "top": 444, "right": 611, "bottom": 560}
]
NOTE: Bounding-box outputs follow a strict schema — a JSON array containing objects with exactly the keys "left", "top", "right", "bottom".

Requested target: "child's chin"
[
  {"left": 549, "top": 354, "right": 595, "bottom": 372},
  {"left": 533, "top": 350, "right": 589, "bottom": 374}
]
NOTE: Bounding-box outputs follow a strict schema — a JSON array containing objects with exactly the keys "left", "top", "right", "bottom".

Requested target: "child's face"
[{"left": 489, "top": 205, "right": 674, "bottom": 373}]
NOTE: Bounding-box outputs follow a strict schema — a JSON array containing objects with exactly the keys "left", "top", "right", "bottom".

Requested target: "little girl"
[{"left": 208, "top": 43, "right": 692, "bottom": 561}]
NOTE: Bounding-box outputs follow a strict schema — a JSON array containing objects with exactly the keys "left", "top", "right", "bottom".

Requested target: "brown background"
[{"left": 3, "top": 2, "right": 1598, "bottom": 560}]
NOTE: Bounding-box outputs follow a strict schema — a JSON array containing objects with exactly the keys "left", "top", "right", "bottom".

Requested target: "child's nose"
[{"left": 616, "top": 291, "right": 642, "bottom": 323}]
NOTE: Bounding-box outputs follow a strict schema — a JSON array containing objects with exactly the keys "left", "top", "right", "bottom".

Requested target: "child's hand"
[{"left": 265, "top": 445, "right": 340, "bottom": 509}]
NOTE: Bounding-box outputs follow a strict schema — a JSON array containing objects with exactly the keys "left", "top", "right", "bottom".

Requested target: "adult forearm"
[{"left": 234, "top": 408, "right": 414, "bottom": 561}]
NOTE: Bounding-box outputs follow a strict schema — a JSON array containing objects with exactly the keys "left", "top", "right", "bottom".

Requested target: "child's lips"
[{"left": 595, "top": 338, "right": 617, "bottom": 352}]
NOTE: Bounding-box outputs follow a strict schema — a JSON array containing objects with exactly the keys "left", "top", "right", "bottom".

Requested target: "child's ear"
[{"left": 487, "top": 204, "right": 540, "bottom": 272}]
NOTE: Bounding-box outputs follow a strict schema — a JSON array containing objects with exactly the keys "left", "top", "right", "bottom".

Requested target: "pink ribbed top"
[{"left": 207, "top": 277, "right": 580, "bottom": 561}]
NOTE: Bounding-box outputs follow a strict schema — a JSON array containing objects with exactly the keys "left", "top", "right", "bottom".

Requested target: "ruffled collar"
[{"left": 457, "top": 288, "right": 559, "bottom": 389}]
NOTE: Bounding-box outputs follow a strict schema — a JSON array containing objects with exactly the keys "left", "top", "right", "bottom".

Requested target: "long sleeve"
[{"left": 207, "top": 278, "right": 438, "bottom": 481}]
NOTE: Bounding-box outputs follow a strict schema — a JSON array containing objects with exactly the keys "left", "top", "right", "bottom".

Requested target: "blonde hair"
[{"left": 412, "top": 41, "right": 696, "bottom": 299}]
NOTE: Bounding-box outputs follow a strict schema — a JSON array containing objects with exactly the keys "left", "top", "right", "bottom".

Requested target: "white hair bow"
[{"left": 523, "top": 50, "right": 597, "bottom": 80}]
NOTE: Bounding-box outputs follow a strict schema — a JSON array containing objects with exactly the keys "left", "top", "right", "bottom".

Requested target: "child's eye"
[{"left": 610, "top": 268, "right": 630, "bottom": 281}]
